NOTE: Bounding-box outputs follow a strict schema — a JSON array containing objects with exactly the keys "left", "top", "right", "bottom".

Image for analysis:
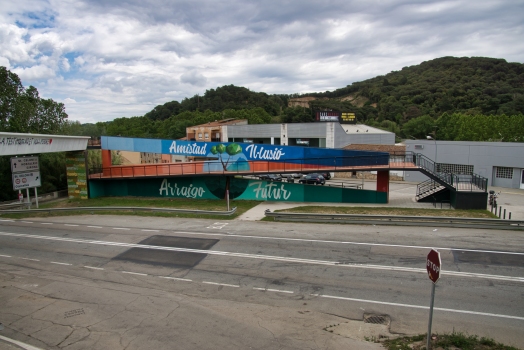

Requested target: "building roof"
[
  {"left": 190, "top": 119, "right": 247, "bottom": 128},
  {"left": 340, "top": 124, "right": 391, "bottom": 134}
]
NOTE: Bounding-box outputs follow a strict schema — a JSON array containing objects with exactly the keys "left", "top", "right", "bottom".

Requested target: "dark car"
[
  {"left": 320, "top": 172, "right": 331, "bottom": 180},
  {"left": 258, "top": 174, "right": 282, "bottom": 181},
  {"left": 299, "top": 173, "right": 325, "bottom": 185}
]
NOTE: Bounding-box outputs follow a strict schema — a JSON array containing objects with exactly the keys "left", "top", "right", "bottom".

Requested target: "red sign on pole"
[{"left": 426, "top": 249, "right": 441, "bottom": 284}]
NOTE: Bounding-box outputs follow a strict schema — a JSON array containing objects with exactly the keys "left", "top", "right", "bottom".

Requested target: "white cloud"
[{"left": 1, "top": 0, "right": 523, "bottom": 123}]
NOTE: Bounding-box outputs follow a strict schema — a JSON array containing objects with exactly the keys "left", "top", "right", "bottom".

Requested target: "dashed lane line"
[
  {"left": 159, "top": 276, "right": 192, "bottom": 282},
  {"left": 2, "top": 253, "right": 523, "bottom": 321},
  {"left": 203, "top": 281, "right": 239, "bottom": 288},
  {"left": 121, "top": 271, "right": 147, "bottom": 276},
  {"left": 51, "top": 262, "right": 72, "bottom": 266},
  {"left": 21, "top": 258, "right": 39, "bottom": 261},
  {"left": 87, "top": 226, "right": 102, "bottom": 228},
  {"left": 0, "top": 231, "right": 522, "bottom": 283},
  {"left": 254, "top": 287, "right": 294, "bottom": 294},
  {"left": 64, "top": 224, "right": 79, "bottom": 227}
]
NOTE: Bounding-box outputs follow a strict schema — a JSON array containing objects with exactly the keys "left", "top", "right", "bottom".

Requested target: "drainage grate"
[{"left": 363, "top": 314, "right": 390, "bottom": 325}]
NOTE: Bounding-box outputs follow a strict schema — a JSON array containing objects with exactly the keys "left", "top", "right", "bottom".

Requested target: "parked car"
[
  {"left": 258, "top": 174, "right": 282, "bottom": 181},
  {"left": 320, "top": 172, "right": 331, "bottom": 180},
  {"left": 299, "top": 173, "right": 325, "bottom": 185},
  {"left": 280, "top": 173, "right": 299, "bottom": 182}
]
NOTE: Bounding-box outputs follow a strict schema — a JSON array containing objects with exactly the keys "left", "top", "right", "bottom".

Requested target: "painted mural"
[
  {"left": 66, "top": 151, "right": 88, "bottom": 199},
  {"left": 102, "top": 136, "right": 390, "bottom": 171},
  {"left": 89, "top": 177, "right": 387, "bottom": 204}
]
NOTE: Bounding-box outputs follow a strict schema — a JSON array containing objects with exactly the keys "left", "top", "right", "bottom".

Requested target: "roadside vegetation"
[
  {"left": 0, "top": 197, "right": 261, "bottom": 220},
  {"left": 381, "top": 332, "right": 519, "bottom": 350},
  {"left": 274, "top": 206, "right": 498, "bottom": 218},
  {"left": 0, "top": 196, "right": 498, "bottom": 220}
]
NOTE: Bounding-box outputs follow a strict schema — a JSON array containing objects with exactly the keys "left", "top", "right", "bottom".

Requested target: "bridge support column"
[
  {"left": 101, "top": 150, "right": 112, "bottom": 177},
  {"left": 376, "top": 170, "right": 390, "bottom": 203}
]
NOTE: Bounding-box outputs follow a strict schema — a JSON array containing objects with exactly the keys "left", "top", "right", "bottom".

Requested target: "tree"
[
  {"left": 0, "top": 67, "right": 68, "bottom": 134},
  {"left": 0, "top": 66, "right": 24, "bottom": 131}
]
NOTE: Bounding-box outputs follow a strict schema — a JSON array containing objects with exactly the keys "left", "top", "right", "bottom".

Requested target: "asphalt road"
[{"left": 0, "top": 215, "right": 523, "bottom": 349}]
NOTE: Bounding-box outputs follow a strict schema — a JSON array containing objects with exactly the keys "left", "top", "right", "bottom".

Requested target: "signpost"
[
  {"left": 426, "top": 249, "right": 441, "bottom": 350},
  {"left": 12, "top": 172, "right": 41, "bottom": 191},
  {"left": 10, "top": 156, "right": 41, "bottom": 209}
]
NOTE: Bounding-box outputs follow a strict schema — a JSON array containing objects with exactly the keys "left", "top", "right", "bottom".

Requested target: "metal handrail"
[{"left": 264, "top": 211, "right": 524, "bottom": 230}]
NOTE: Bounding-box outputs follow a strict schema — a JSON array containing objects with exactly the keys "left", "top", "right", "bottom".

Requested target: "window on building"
[
  {"left": 198, "top": 133, "right": 202, "bottom": 139},
  {"left": 496, "top": 167, "right": 513, "bottom": 179},
  {"left": 436, "top": 163, "right": 474, "bottom": 174},
  {"left": 204, "top": 132, "right": 209, "bottom": 139}
]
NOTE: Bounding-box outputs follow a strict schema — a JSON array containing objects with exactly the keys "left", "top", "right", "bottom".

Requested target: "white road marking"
[
  {"left": 207, "top": 222, "right": 229, "bottom": 229},
  {"left": 320, "top": 295, "right": 524, "bottom": 321},
  {"left": 0, "top": 334, "right": 43, "bottom": 350},
  {"left": 0, "top": 254, "right": 12, "bottom": 258},
  {"left": 113, "top": 228, "right": 130, "bottom": 230},
  {"left": 20, "top": 221, "right": 33, "bottom": 223},
  {"left": 9, "top": 220, "right": 520, "bottom": 257},
  {"left": 0, "top": 219, "right": 15, "bottom": 222},
  {"left": 159, "top": 276, "right": 192, "bottom": 282},
  {"left": 203, "top": 281, "right": 239, "bottom": 288},
  {"left": 254, "top": 287, "right": 293, "bottom": 294},
  {"left": 121, "top": 271, "right": 147, "bottom": 276},
  {"left": 21, "top": 258, "right": 39, "bottom": 261},
  {"left": 64, "top": 224, "right": 79, "bottom": 227},
  {"left": 172, "top": 230, "right": 524, "bottom": 257},
  {"left": 84, "top": 266, "right": 104, "bottom": 270},
  {"left": 0, "top": 232, "right": 522, "bottom": 283},
  {"left": 51, "top": 262, "right": 72, "bottom": 266},
  {"left": 142, "top": 229, "right": 160, "bottom": 232}
]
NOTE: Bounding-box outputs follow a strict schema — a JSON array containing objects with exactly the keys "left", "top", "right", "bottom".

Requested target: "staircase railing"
[
  {"left": 416, "top": 179, "right": 444, "bottom": 199},
  {"left": 411, "top": 153, "right": 487, "bottom": 193}
]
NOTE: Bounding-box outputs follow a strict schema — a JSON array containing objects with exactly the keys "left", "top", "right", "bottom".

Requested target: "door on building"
[{"left": 521, "top": 170, "right": 524, "bottom": 189}]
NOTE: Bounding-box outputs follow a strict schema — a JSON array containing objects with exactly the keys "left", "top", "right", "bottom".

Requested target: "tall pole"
[{"left": 427, "top": 283, "right": 436, "bottom": 349}]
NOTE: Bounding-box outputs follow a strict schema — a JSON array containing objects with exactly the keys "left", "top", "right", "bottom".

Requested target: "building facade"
[
  {"left": 224, "top": 122, "right": 395, "bottom": 148},
  {"left": 404, "top": 140, "right": 524, "bottom": 189}
]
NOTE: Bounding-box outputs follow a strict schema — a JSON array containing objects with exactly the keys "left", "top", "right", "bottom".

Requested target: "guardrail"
[
  {"left": 264, "top": 211, "right": 524, "bottom": 230},
  {"left": 0, "top": 206, "right": 237, "bottom": 216}
]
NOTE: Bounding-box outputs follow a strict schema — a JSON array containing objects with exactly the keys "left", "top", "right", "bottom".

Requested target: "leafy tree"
[{"left": 0, "top": 67, "right": 67, "bottom": 134}]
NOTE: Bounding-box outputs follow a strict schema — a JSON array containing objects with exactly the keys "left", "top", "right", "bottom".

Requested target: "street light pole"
[{"left": 426, "top": 127, "right": 438, "bottom": 171}]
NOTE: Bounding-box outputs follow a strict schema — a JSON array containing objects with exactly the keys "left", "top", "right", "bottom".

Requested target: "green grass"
[
  {"left": 274, "top": 206, "right": 498, "bottom": 218},
  {"left": 382, "top": 332, "right": 519, "bottom": 350},
  {"left": 0, "top": 197, "right": 262, "bottom": 220}
]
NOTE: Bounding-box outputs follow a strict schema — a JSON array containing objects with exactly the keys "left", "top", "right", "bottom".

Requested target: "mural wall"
[
  {"left": 101, "top": 137, "right": 389, "bottom": 170},
  {"left": 66, "top": 151, "right": 88, "bottom": 199},
  {"left": 89, "top": 177, "right": 388, "bottom": 204}
]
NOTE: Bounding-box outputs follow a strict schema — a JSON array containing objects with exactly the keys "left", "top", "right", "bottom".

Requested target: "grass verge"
[
  {"left": 382, "top": 332, "right": 519, "bottom": 350},
  {"left": 273, "top": 206, "right": 497, "bottom": 218},
  {"left": 0, "top": 197, "right": 261, "bottom": 220}
]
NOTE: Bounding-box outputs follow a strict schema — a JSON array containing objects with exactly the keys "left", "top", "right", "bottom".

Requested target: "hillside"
[
  {"left": 304, "top": 56, "right": 524, "bottom": 122},
  {"left": 78, "top": 57, "right": 524, "bottom": 142}
]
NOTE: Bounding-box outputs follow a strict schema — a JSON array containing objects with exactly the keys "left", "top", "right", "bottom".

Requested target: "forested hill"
[
  {"left": 144, "top": 85, "right": 290, "bottom": 121},
  {"left": 308, "top": 56, "right": 524, "bottom": 121},
  {"left": 59, "top": 56, "right": 524, "bottom": 142}
]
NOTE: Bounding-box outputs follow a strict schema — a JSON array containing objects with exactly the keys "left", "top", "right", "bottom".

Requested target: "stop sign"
[{"left": 426, "top": 249, "right": 441, "bottom": 283}]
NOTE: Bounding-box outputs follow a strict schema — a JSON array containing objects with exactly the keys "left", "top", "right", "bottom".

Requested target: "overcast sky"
[{"left": 2, "top": 0, "right": 523, "bottom": 124}]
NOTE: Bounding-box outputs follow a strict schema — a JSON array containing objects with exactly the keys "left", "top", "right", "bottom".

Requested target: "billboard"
[{"left": 315, "top": 111, "right": 357, "bottom": 124}]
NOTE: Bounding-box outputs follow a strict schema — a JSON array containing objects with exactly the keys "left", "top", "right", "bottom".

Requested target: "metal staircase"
[{"left": 413, "top": 153, "right": 488, "bottom": 205}]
